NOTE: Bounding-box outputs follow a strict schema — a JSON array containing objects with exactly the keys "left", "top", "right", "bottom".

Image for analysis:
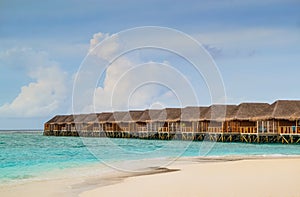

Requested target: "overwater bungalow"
[
  {"left": 269, "top": 100, "right": 300, "bottom": 134},
  {"left": 233, "top": 103, "right": 271, "bottom": 134},
  {"left": 43, "top": 100, "right": 300, "bottom": 143},
  {"left": 203, "top": 105, "right": 238, "bottom": 133},
  {"left": 105, "top": 111, "right": 128, "bottom": 132},
  {"left": 121, "top": 110, "right": 145, "bottom": 132},
  {"left": 45, "top": 115, "right": 70, "bottom": 136},
  {"left": 73, "top": 114, "right": 89, "bottom": 132},
  {"left": 96, "top": 112, "right": 113, "bottom": 132},
  {"left": 138, "top": 109, "right": 164, "bottom": 132}
]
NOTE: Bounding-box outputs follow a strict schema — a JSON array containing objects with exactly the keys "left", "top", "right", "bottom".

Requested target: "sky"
[{"left": 0, "top": 0, "right": 299, "bottom": 129}]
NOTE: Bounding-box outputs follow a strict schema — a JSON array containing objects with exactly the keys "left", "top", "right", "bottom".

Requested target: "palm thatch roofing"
[
  {"left": 163, "top": 108, "right": 182, "bottom": 122},
  {"left": 291, "top": 111, "right": 300, "bottom": 121},
  {"left": 73, "top": 114, "right": 89, "bottom": 123},
  {"left": 271, "top": 100, "right": 300, "bottom": 120},
  {"left": 122, "top": 110, "right": 145, "bottom": 122},
  {"left": 203, "top": 105, "right": 238, "bottom": 121},
  {"left": 138, "top": 109, "right": 164, "bottom": 122},
  {"left": 234, "top": 103, "right": 271, "bottom": 121},
  {"left": 157, "top": 108, "right": 181, "bottom": 122},
  {"left": 137, "top": 108, "right": 182, "bottom": 122},
  {"left": 46, "top": 115, "right": 69, "bottom": 124},
  {"left": 64, "top": 115, "right": 74, "bottom": 124},
  {"left": 107, "top": 111, "right": 128, "bottom": 123},
  {"left": 45, "top": 100, "right": 300, "bottom": 125},
  {"left": 181, "top": 106, "right": 209, "bottom": 121},
  {"left": 83, "top": 113, "right": 98, "bottom": 123},
  {"left": 97, "top": 112, "right": 113, "bottom": 123}
]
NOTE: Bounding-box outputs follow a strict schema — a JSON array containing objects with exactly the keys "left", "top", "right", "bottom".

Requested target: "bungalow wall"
[
  {"left": 207, "top": 121, "right": 222, "bottom": 133},
  {"left": 277, "top": 120, "right": 299, "bottom": 134},
  {"left": 134, "top": 122, "right": 147, "bottom": 132},
  {"left": 145, "top": 122, "right": 165, "bottom": 132},
  {"left": 118, "top": 122, "right": 129, "bottom": 131},
  {"left": 44, "top": 123, "right": 50, "bottom": 131},
  {"left": 224, "top": 121, "right": 240, "bottom": 133},
  {"left": 180, "top": 121, "right": 193, "bottom": 132}
]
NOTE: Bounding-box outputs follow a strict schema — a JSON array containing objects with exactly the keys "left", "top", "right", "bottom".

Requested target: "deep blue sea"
[{"left": 1, "top": 131, "right": 300, "bottom": 184}]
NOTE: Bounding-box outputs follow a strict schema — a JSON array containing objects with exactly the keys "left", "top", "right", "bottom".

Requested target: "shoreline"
[
  {"left": 1, "top": 155, "right": 300, "bottom": 196},
  {"left": 80, "top": 156, "right": 300, "bottom": 197}
]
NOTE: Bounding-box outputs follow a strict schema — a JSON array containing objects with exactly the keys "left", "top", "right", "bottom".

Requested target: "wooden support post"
[
  {"left": 282, "top": 135, "right": 289, "bottom": 144},
  {"left": 242, "top": 135, "right": 248, "bottom": 143},
  {"left": 222, "top": 122, "right": 224, "bottom": 133}
]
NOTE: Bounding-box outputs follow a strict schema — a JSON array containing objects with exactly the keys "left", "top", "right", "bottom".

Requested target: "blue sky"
[{"left": 0, "top": 0, "right": 299, "bottom": 129}]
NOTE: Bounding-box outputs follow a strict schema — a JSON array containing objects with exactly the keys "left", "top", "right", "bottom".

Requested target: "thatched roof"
[
  {"left": 122, "top": 110, "right": 144, "bottom": 122},
  {"left": 157, "top": 108, "right": 181, "bottom": 122},
  {"left": 181, "top": 106, "right": 209, "bottom": 121},
  {"left": 291, "top": 111, "right": 300, "bottom": 121},
  {"left": 45, "top": 100, "right": 300, "bottom": 125},
  {"left": 107, "top": 111, "right": 128, "bottom": 123},
  {"left": 138, "top": 109, "right": 163, "bottom": 122},
  {"left": 73, "top": 114, "right": 89, "bottom": 123},
  {"left": 203, "top": 105, "right": 238, "bottom": 121},
  {"left": 138, "top": 108, "right": 181, "bottom": 122},
  {"left": 63, "top": 115, "right": 74, "bottom": 123},
  {"left": 97, "top": 112, "right": 113, "bottom": 123},
  {"left": 271, "top": 100, "right": 300, "bottom": 120},
  {"left": 46, "top": 115, "right": 60, "bottom": 124},
  {"left": 83, "top": 113, "right": 98, "bottom": 123},
  {"left": 46, "top": 115, "right": 69, "bottom": 124},
  {"left": 234, "top": 103, "right": 270, "bottom": 121}
]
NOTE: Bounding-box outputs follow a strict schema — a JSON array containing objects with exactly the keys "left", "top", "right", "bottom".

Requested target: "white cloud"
[
  {"left": 0, "top": 48, "right": 68, "bottom": 117},
  {"left": 74, "top": 32, "right": 199, "bottom": 113},
  {"left": 89, "top": 32, "right": 120, "bottom": 61}
]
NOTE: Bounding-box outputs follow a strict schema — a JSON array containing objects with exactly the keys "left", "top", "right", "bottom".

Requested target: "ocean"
[{"left": 1, "top": 131, "right": 300, "bottom": 184}]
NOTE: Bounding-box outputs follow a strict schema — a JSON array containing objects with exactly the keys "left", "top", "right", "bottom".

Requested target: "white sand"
[
  {"left": 80, "top": 158, "right": 300, "bottom": 197},
  {"left": 2, "top": 157, "right": 300, "bottom": 197}
]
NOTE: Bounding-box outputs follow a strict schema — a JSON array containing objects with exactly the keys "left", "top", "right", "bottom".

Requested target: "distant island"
[{"left": 44, "top": 100, "right": 300, "bottom": 144}]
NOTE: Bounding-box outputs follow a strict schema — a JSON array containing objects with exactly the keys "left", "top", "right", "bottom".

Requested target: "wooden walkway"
[{"left": 43, "top": 130, "right": 300, "bottom": 144}]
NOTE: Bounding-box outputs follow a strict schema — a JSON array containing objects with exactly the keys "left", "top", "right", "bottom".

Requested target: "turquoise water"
[{"left": 1, "top": 131, "right": 300, "bottom": 183}]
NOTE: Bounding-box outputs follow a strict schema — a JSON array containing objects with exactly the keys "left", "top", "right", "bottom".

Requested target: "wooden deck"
[{"left": 43, "top": 128, "right": 300, "bottom": 144}]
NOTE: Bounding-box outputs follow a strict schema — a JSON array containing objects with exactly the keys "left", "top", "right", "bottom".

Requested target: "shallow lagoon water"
[{"left": 1, "top": 131, "right": 300, "bottom": 183}]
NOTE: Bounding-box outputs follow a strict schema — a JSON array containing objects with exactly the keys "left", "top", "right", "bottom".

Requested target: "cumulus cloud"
[
  {"left": 0, "top": 31, "right": 208, "bottom": 117},
  {"left": 74, "top": 32, "right": 199, "bottom": 113},
  {"left": 0, "top": 48, "right": 68, "bottom": 117},
  {"left": 89, "top": 32, "right": 120, "bottom": 61}
]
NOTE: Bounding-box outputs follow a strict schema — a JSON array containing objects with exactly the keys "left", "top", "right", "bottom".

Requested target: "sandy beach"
[{"left": 1, "top": 156, "right": 300, "bottom": 197}]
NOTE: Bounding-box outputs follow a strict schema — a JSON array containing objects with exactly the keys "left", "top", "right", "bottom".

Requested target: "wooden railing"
[
  {"left": 239, "top": 127, "right": 257, "bottom": 133},
  {"left": 207, "top": 127, "right": 222, "bottom": 133},
  {"left": 48, "top": 124, "right": 300, "bottom": 135},
  {"left": 278, "top": 126, "right": 300, "bottom": 134},
  {"left": 137, "top": 127, "right": 147, "bottom": 132},
  {"left": 120, "top": 127, "right": 129, "bottom": 132},
  {"left": 105, "top": 127, "right": 114, "bottom": 132},
  {"left": 158, "top": 127, "right": 169, "bottom": 132},
  {"left": 181, "top": 127, "right": 192, "bottom": 132}
]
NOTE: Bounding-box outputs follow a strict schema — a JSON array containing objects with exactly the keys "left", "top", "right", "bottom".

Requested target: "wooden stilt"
[{"left": 282, "top": 135, "right": 289, "bottom": 144}]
